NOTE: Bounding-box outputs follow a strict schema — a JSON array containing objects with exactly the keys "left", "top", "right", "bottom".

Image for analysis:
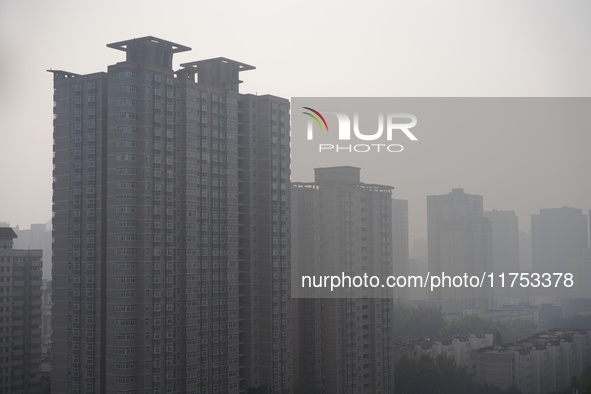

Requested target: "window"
[
  {"left": 116, "top": 139, "right": 138, "bottom": 148},
  {"left": 116, "top": 112, "right": 138, "bottom": 120},
  {"left": 116, "top": 234, "right": 137, "bottom": 241},
  {"left": 116, "top": 153, "right": 136, "bottom": 161},
  {"left": 117, "top": 126, "right": 137, "bottom": 134},
  {"left": 117, "top": 84, "right": 137, "bottom": 92},
  {"left": 117, "top": 70, "right": 137, "bottom": 79},
  {"left": 116, "top": 290, "right": 136, "bottom": 298},
  {"left": 117, "top": 181, "right": 137, "bottom": 189},
  {"left": 116, "top": 206, "right": 137, "bottom": 213},
  {"left": 116, "top": 276, "right": 136, "bottom": 283},
  {"left": 116, "top": 332, "right": 136, "bottom": 341},
  {"left": 116, "top": 347, "right": 136, "bottom": 355},
  {"left": 117, "top": 167, "right": 137, "bottom": 175}
]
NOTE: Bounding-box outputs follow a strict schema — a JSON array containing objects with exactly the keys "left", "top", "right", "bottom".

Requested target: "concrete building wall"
[
  {"left": 427, "top": 188, "right": 493, "bottom": 312},
  {"left": 51, "top": 37, "right": 291, "bottom": 394},
  {"left": 0, "top": 228, "right": 43, "bottom": 393},
  {"left": 292, "top": 167, "right": 395, "bottom": 394},
  {"left": 472, "top": 330, "right": 591, "bottom": 393}
]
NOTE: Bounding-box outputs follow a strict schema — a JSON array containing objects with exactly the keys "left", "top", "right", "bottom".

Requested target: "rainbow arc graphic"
[{"left": 302, "top": 107, "right": 329, "bottom": 131}]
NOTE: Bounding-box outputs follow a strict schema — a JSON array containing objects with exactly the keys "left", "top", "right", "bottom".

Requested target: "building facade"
[
  {"left": 0, "top": 227, "right": 43, "bottom": 393},
  {"left": 393, "top": 333, "right": 493, "bottom": 370},
  {"left": 40, "top": 280, "right": 52, "bottom": 355},
  {"left": 472, "top": 330, "right": 591, "bottom": 394},
  {"left": 427, "top": 188, "right": 493, "bottom": 312},
  {"left": 291, "top": 167, "right": 395, "bottom": 394},
  {"left": 51, "top": 36, "right": 291, "bottom": 394},
  {"left": 13, "top": 222, "right": 52, "bottom": 280},
  {"left": 531, "top": 207, "right": 589, "bottom": 298},
  {"left": 392, "top": 199, "right": 409, "bottom": 300}
]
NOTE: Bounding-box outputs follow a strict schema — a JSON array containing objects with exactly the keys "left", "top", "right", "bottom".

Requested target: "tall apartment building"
[
  {"left": 291, "top": 167, "right": 395, "bottom": 394},
  {"left": 50, "top": 36, "right": 291, "bottom": 394},
  {"left": 41, "top": 279, "right": 52, "bottom": 354},
  {"left": 531, "top": 207, "right": 589, "bottom": 297},
  {"left": 13, "top": 221, "right": 52, "bottom": 280},
  {"left": 392, "top": 199, "right": 409, "bottom": 300},
  {"left": 427, "top": 188, "right": 493, "bottom": 312},
  {"left": 0, "top": 227, "right": 43, "bottom": 393}
]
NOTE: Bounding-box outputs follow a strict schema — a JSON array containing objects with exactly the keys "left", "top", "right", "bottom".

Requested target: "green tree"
[{"left": 395, "top": 353, "right": 523, "bottom": 394}]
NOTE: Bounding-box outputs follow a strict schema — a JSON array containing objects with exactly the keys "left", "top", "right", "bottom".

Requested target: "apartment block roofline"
[
  {"left": 315, "top": 165, "right": 361, "bottom": 171},
  {"left": 180, "top": 57, "right": 255, "bottom": 72},
  {"left": 291, "top": 182, "right": 318, "bottom": 189},
  {"left": 359, "top": 183, "right": 395, "bottom": 193},
  {"left": 0, "top": 227, "right": 17, "bottom": 239},
  {"left": 178, "top": 57, "right": 255, "bottom": 91},
  {"left": 291, "top": 181, "right": 395, "bottom": 193},
  {"left": 107, "top": 36, "right": 191, "bottom": 69},
  {"left": 46, "top": 69, "right": 81, "bottom": 79},
  {"left": 106, "top": 36, "right": 191, "bottom": 53}
]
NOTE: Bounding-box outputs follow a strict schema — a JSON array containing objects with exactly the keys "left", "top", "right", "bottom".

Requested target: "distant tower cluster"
[
  {"left": 427, "top": 188, "right": 493, "bottom": 312},
  {"left": 531, "top": 207, "right": 590, "bottom": 298}
]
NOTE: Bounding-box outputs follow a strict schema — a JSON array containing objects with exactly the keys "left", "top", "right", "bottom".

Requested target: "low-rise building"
[
  {"left": 472, "top": 330, "right": 591, "bottom": 394},
  {"left": 394, "top": 333, "right": 493, "bottom": 369}
]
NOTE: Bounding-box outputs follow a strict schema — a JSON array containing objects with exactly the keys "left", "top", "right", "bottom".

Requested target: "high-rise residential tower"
[
  {"left": 50, "top": 36, "right": 291, "bottom": 394},
  {"left": 427, "top": 188, "right": 492, "bottom": 312},
  {"left": 392, "top": 198, "right": 409, "bottom": 300},
  {"left": 531, "top": 207, "right": 589, "bottom": 298},
  {"left": 531, "top": 207, "right": 589, "bottom": 274},
  {"left": 0, "top": 227, "right": 43, "bottom": 393},
  {"left": 291, "top": 167, "right": 395, "bottom": 394},
  {"left": 13, "top": 222, "right": 52, "bottom": 280}
]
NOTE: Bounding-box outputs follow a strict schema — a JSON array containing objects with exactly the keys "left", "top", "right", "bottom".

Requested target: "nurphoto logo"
[{"left": 302, "top": 106, "right": 418, "bottom": 153}]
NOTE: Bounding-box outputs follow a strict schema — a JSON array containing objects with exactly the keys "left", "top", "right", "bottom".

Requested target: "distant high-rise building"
[
  {"left": 531, "top": 207, "right": 589, "bottom": 298},
  {"left": 427, "top": 188, "right": 493, "bottom": 312},
  {"left": 50, "top": 36, "right": 291, "bottom": 393},
  {"left": 392, "top": 199, "right": 409, "bottom": 300},
  {"left": 0, "top": 227, "right": 43, "bottom": 393},
  {"left": 291, "top": 167, "right": 395, "bottom": 394},
  {"left": 41, "top": 280, "right": 52, "bottom": 354},
  {"left": 531, "top": 207, "right": 589, "bottom": 273},
  {"left": 13, "top": 221, "right": 52, "bottom": 280}
]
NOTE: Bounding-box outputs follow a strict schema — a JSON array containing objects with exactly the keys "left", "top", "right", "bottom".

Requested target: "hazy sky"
[{"left": 1, "top": 0, "right": 590, "bottom": 240}]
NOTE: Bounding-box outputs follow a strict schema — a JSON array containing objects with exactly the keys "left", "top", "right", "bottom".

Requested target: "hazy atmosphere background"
[{"left": 1, "top": 0, "right": 590, "bottom": 240}]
